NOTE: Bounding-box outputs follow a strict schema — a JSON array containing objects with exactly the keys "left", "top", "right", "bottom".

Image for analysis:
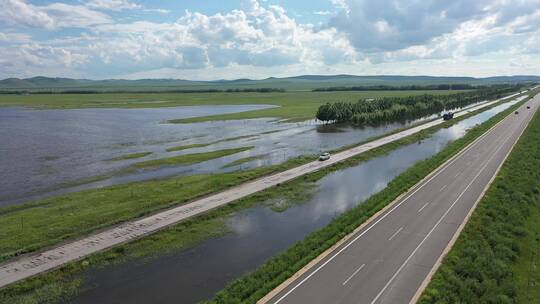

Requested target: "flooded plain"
[
  {"left": 0, "top": 104, "right": 432, "bottom": 207},
  {"left": 72, "top": 99, "right": 519, "bottom": 304}
]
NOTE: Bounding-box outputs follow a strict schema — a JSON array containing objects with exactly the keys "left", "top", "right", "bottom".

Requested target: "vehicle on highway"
[
  {"left": 527, "top": 106, "right": 531, "bottom": 109},
  {"left": 515, "top": 111, "right": 519, "bottom": 114},
  {"left": 442, "top": 112, "right": 454, "bottom": 120},
  {"left": 319, "top": 152, "right": 331, "bottom": 161}
]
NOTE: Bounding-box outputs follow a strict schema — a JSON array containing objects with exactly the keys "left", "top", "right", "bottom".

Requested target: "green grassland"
[
  {"left": 130, "top": 147, "right": 253, "bottom": 170},
  {"left": 166, "top": 135, "right": 259, "bottom": 152},
  {"left": 0, "top": 93, "right": 531, "bottom": 304},
  {"left": 55, "top": 147, "right": 256, "bottom": 190},
  {"left": 0, "top": 90, "right": 468, "bottom": 122},
  {"left": 514, "top": 205, "right": 540, "bottom": 302},
  {"left": 0, "top": 155, "right": 314, "bottom": 264},
  {"left": 107, "top": 152, "right": 152, "bottom": 161},
  {"left": 223, "top": 155, "right": 268, "bottom": 168},
  {"left": 419, "top": 106, "right": 540, "bottom": 303},
  {"left": 166, "top": 143, "right": 211, "bottom": 152}
]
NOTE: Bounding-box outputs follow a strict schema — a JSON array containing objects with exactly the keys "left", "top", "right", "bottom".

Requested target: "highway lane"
[
  {"left": 266, "top": 94, "right": 539, "bottom": 304},
  {"left": 0, "top": 91, "right": 527, "bottom": 289}
]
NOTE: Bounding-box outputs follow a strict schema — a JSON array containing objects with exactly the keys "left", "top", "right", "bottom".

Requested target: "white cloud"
[
  {"left": 337, "top": 1, "right": 540, "bottom": 52},
  {"left": 78, "top": 1, "right": 357, "bottom": 74},
  {"left": 0, "top": 43, "right": 88, "bottom": 78},
  {"left": 314, "top": 11, "right": 332, "bottom": 16},
  {"left": 86, "top": 0, "right": 142, "bottom": 11},
  {"left": 1, "top": 0, "right": 540, "bottom": 79},
  {"left": 0, "top": 32, "right": 32, "bottom": 43},
  {"left": 0, "top": 0, "right": 111, "bottom": 29},
  {"left": 144, "top": 8, "right": 170, "bottom": 14}
]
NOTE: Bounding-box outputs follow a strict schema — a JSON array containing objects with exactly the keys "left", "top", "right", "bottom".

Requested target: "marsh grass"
[
  {"left": 129, "top": 147, "right": 253, "bottom": 170},
  {"left": 107, "top": 152, "right": 152, "bottom": 161}
]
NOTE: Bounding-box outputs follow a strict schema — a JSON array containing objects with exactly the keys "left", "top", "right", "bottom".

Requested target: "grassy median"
[{"left": 419, "top": 105, "right": 540, "bottom": 303}]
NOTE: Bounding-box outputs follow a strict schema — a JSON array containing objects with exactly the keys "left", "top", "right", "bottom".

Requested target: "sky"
[{"left": 1, "top": 0, "right": 540, "bottom": 80}]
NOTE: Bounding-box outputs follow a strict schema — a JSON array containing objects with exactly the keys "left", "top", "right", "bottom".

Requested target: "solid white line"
[
  {"left": 342, "top": 263, "right": 366, "bottom": 286},
  {"left": 388, "top": 227, "right": 404, "bottom": 241},
  {"left": 417, "top": 202, "right": 430, "bottom": 213},
  {"left": 369, "top": 122, "right": 518, "bottom": 304},
  {"left": 439, "top": 184, "right": 447, "bottom": 192},
  {"left": 271, "top": 110, "right": 510, "bottom": 304}
]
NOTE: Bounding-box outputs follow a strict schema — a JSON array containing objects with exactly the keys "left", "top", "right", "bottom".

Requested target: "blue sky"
[{"left": 1, "top": 0, "right": 540, "bottom": 79}]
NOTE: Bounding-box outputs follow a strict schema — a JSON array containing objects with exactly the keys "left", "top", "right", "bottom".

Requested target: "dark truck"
[{"left": 443, "top": 112, "right": 454, "bottom": 120}]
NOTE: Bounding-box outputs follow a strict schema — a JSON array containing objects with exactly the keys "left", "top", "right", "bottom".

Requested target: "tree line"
[{"left": 315, "top": 85, "right": 521, "bottom": 125}]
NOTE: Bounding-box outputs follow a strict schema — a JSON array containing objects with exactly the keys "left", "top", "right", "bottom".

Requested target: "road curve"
[
  {"left": 0, "top": 92, "right": 526, "bottom": 289},
  {"left": 264, "top": 94, "right": 539, "bottom": 304}
]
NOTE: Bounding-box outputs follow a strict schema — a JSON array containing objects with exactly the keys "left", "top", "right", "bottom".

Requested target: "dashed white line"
[
  {"left": 388, "top": 227, "right": 404, "bottom": 241},
  {"left": 455, "top": 172, "right": 461, "bottom": 178},
  {"left": 342, "top": 264, "right": 366, "bottom": 286},
  {"left": 439, "top": 184, "right": 447, "bottom": 191},
  {"left": 417, "top": 202, "right": 430, "bottom": 213},
  {"left": 369, "top": 122, "right": 518, "bottom": 304}
]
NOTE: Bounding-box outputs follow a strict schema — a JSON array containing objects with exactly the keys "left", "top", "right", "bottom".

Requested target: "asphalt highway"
[{"left": 267, "top": 94, "right": 539, "bottom": 304}]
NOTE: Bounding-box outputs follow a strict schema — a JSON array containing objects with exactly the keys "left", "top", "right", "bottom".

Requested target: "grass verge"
[
  {"left": 205, "top": 94, "right": 535, "bottom": 303},
  {"left": 419, "top": 106, "right": 540, "bottom": 303}
]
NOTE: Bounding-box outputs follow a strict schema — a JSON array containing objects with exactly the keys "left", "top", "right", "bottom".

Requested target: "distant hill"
[{"left": 0, "top": 75, "right": 539, "bottom": 92}]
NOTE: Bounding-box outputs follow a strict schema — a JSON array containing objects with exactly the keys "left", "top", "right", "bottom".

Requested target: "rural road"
[
  {"left": 265, "top": 94, "right": 539, "bottom": 304},
  {"left": 0, "top": 91, "right": 528, "bottom": 288}
]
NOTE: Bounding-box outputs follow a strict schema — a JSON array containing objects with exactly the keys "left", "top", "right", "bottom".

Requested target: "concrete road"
[
  {"left": 0, "top": 92, "right": 526, "bottom": 289},
  {"left": 266, "top": 95, "right": 539, "bottom": 304}
]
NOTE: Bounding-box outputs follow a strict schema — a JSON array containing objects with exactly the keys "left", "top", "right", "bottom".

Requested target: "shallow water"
[
  {"left": 0, "top": 105, "right": 276, "bottom": 205},
  {"left": 0, "top": 104, "right": 427, "bottom": 207},
  {"left": 72, "top": 100, "right": 518, "bottom": 304},
  {"left": 1, "top": 97, "right": 502, "bottom": 207}
]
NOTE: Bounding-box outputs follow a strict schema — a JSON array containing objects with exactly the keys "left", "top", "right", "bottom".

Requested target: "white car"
[{"left": 319, "top": 152, "right": 331, "bottom": 161}]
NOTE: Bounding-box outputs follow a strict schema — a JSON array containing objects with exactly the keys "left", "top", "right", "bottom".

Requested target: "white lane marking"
[
  {"left": 369, "top": 122, "right": 518, "bottom": 304},
  {"left": 388, "top": 227, "right": 404, "bottom": 241},
  {"left": 417, "top": 202, "right": 430, "bottom": 213},
  {"left": 455, "top": 172, "right": 461, "bottom": 178},
  {"left": 271, "top": 113, "right": 511, "bottom": 304},
  {"left": 439, "top": 185, "right": 447, "bottom": 191},
  {"left": 342, "top": 263, "right": 366, "bottom": 286}
]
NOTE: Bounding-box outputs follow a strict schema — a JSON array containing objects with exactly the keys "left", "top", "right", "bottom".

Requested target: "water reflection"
[{"left": 73, "top": 99, "right": 518, "bottom": 304}]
